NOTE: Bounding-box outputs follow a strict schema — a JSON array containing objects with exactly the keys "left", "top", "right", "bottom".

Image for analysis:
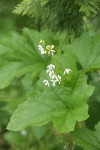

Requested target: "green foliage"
[
  {"left": 4, "top": 125, "right": 67, "bottom": 150},
  {"left": 52, "top": 50, "right": 77, "bottom": 72},
  {"left": 73, "top": 122, "right": 100, "bottom": 150},
  {"left": 0, "top": 28, "right": 50, "bottom": 89},
  {"left": 87, "top": 73, "right": 100, "bottom": 129},
  {"left": 14, "top": 0, "right": 100, "bottom": 17},
  {"left": 4, "top": 126, "right": 47, "bottom": 150},
  {"left": 0, "top": 1, "right": 100, "bottom": 150},
  {"left": 67, "top": 32, "right": 100, "bottom": 72},
  {"left": 13, "top": 0, "right": 100, "bottom": 35},
  {"left": 0, "top": 28, "right": 100, "bottom": 134},
  {"left": 41, "top": 0, "right": 48, "bottom": 6},
  {"left": 0, "top": 27, "right": 100, "bottom": 135},
  {"left": 75, "top": 0, "right": 100, "bottom": 17},
  {"left": 7, "top": 71, "right": 94, "bottom": 132},
  {"left": 0, "top": 27, "right": 78, "bottom": 90},
  {"left": 13, "top": 0, "right": 41, "bottom": 16}
]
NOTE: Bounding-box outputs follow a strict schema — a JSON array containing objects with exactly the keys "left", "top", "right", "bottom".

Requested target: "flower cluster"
[
  {"left": 43, "top": 64, "right": 72, "bottom": 87},
  {"left": 38, "top": 40, "right": 72, "bottom": 87},
  {"left": 38, "top": 40, "right": 55, "bottom": 55},
  {"left": 43, "top": 64, "right": 61, "bottom": 87}
]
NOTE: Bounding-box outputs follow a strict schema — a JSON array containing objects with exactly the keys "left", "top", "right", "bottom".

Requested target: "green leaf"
[
  {"left": 7, "top": 72, "right": 94, "bottom": 132},
  {"left": 0, "top": 62, "right": 24, "bottom": 89},
  {"left": 0, "top": 61, "right": 44, "bottom": 89},
  {"left": 68, "top": 33, "right": 100, "bottom": 72},
  {"left": 52, "top": 49, "right": 77, "bottom": 72},
  {"left": 72, "top": 122, "right": 100, "bottom": 150},
  {"left": 0, "top": 28, "right": 47, "bottom": 89}
]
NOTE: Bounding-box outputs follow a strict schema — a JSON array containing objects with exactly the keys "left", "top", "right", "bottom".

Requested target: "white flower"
[
  {"left": 46, "top": 45, "right": 55, "bottom": 56},
  {"left": 48, "top": 50, "right": 55, "bottom": 55},
  {"left": 38, "top": 45, "right": 46, "bottom": 54},
  {"left": 50, "top": 74, "right": 57, "bottom": 80},
  {"left": 38, "top": 44, "right": 43, "bottom": 51},
  {"left": 51, "top": 45, "right": 55, "bottom": 49},
  {"left": 52, "top": 81, "right": 56, "bottom": 86},
  {"left": 43, "top": 80, "right": 50, "bottom": 86},
  {"left": 47, "top": 69, "right": 54, "bottom": 77},
  {"left": 63, "top": 68, "right": 72, "bottom": 75},
  {"left": 39, "top": 40, "right": 45, "bottom": 45},
  {"left": 47, "top": 64, "right": 55, "bottom": 70},
  {"left": 46, "top": 64, "right": 55, "bottom": 77},
  {"left": 50, "top": 75, "right": 57, "bottom": 86},
  {"left": 57, "top": 75, "right": 61, "bottom": 83},
  {"left": 43, "top": 63, "right": 63, "bottom": 87},
  {"left": 50, "top": 74, "right": 61, "bottom": 86},
  {"left": 38, "top": 40, "right": 55, "bottom": 56}
]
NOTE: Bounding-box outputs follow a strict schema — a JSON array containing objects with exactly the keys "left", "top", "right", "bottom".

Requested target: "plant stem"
[{"left": 66, "top": 133, "right": 74, "bottom": 150}]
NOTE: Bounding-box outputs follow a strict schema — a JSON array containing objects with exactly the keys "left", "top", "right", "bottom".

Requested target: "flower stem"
[{"left": 66, "top": 133, "right": 74, "bottom": 150}]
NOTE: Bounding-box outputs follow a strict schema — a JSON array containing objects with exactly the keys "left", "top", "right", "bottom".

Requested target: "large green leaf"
[
  {"left": 0, "top": 28, "right": 48, "bottom": 89},
  {"left": 72, "top": 122, "right": 100, "bottom": 150},
  {"left": 0, "top": 62, "right": 44, "bottom": 89},
  {"left": 67, "top": 32, "right": 100, "bottom": 72},
  {"left": 7, "top": 72, "right": 94, "bottom": 132}
]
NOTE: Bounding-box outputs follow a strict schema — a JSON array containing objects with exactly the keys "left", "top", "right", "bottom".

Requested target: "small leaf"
[{"left": 72, "top": 122, "right": 100, "bottom": 150}]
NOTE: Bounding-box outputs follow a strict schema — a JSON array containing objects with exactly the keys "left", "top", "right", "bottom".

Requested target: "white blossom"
[
  {"left": 50, "top": 74, "right": 56, "bottom": 80},
  {"left": 63, "top": 68, "right": 72, "bottom": 75},
  {"left": 46, "top": 45, "right": 55, "bottom": 56},
  {"left": 48, "top": 50, "right": 55, "bottom": 55},
  {"left": 52, "top": 80, "right": 56, "bottom": 87},
  {"left": 47, "top": 64, "right": 55, "bottom": 70},
  {"left": 38, "top": 40, "right": 55, "bottom": 56},
  {"left": 43, "top": 63, "right": 72, "bottom": 87},
  {"left": 51, "top": 45, "right": 55, "bottom": 49},
  {"left": 38, "top": 45, "right": 46, "bottom": 54},
  {"left": 45, "top": 64, "right": 62, "bottom": 86},
  {"left": 58, "top": 75, "right": 61, "bottom": 82},
  {"left": 46, "top": 64, "right": 55, "bottom": 77},
  {"left": 50, "top": 74, "right": 61, "bottom": 86},
  {"left": 43, "top": 80, "right": 50, "bottom": 86},
  {"left": 39, "top": 40, "right": 45, "bottom": 45},
  {"left": 47, "top": 69, "right": 54, "bottom": 77}
]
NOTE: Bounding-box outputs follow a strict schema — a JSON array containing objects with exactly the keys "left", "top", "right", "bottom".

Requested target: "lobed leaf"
[
  {"left": 72, "top": 122, "right": 100, "bottom": 150},
  {"left": 67, "top": 32, "right": 100, "bottom": 72},
  {"left": 0, "top": 28, "right": 48, "bottom": 89},
  {"left": 7, "top": 72, "right": 94, "bottom": 132}
]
